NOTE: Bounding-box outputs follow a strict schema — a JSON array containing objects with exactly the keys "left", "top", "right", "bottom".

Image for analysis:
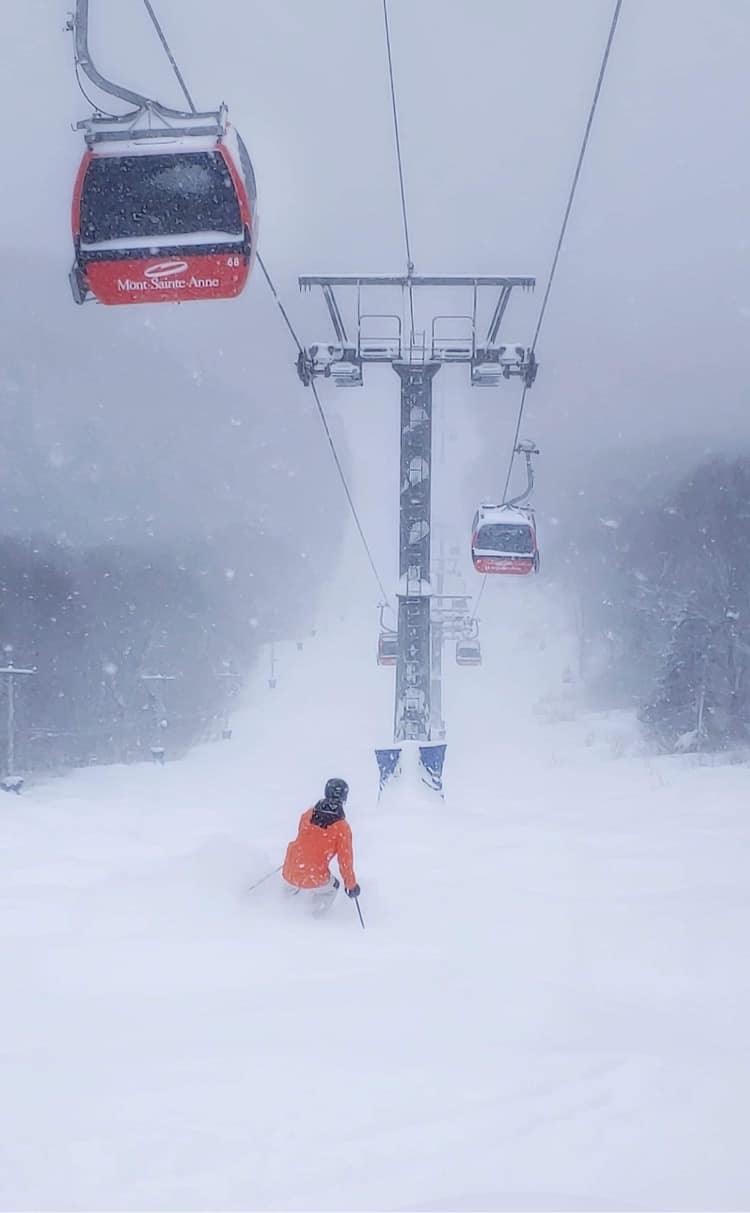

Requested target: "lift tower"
[{"left": 297, "top": 274, "right": 537, "bottom": 792}]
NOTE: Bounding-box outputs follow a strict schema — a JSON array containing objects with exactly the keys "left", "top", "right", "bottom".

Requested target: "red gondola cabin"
[
  {"left": 471, "top": 504, "right": 539, "bottom": 575},
  {"left": 455, "top": 638, "right": 482, "bottom": 666},
  {"left": 377, "top": 632, "right": 398, "bottom": 666},
  {"left": 70, "top": 113, "right": 257, "bottom": 306}
]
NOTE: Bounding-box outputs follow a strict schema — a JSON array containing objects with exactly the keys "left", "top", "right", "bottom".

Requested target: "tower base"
[{"left": 375, "top": 742, "right": 446, "bottom": 797}]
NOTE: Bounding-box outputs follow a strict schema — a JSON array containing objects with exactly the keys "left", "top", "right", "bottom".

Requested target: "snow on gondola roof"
[{"left": 476, "top": 504, "right": 534, "bottom": 527}]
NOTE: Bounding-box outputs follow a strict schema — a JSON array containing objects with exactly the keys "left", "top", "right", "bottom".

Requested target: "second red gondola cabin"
[
  {"left": 471, "top": 504, "right": 539, "bottom": 575},
  {"left": 377, "top": 632, "right": 398, "bottom": 666}
]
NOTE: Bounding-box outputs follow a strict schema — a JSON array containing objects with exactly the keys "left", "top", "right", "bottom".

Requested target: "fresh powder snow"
[{"left": 3, "top": 574, "right": 749, "bottom": 1212}]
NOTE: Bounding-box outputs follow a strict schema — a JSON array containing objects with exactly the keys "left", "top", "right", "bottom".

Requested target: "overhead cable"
[
  {"left": 502, "top": 0, "right": 623, "bottom": 502},
  {"left": 382, "top": 0, "right": 416, "bottom": 343},
  {"left": 308, "top": 379, "right": 391, "bottom": 605},
  {"left": 257, "top": 253, "right": 304, "bottom": 355},
  {"left": 257, "top": 254, "right": 391, "bottom": 605},
  {"left": 141, "top": 0, "right": 198, "bottom": 114},
  {"left": 139, "top": 15, "right": 393, "bottom": 607}
]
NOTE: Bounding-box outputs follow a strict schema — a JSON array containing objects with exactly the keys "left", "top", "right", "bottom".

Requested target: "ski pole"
[
  {"left": 352, "top": 895, "right": 366, "bottom": 930},
  {"left": 248, "top": 864, "right": 282, "bottom": 894}
]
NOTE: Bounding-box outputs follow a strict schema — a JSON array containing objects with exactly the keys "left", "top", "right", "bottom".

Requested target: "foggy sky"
[{"left": 1, "top": 0, "right": 749, "bottom": 564}]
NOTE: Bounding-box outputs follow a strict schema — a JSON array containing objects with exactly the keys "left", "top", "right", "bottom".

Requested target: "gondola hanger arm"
[
  {"left": 504, "top": 441, "right": 539, "bottom": 509},
  {"left": 72, "top": 0, "right": 213, "bottom": 122}
]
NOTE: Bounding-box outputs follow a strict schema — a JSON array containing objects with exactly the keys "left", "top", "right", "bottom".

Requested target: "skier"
[{"left": 282, "top": 777, "right": 360, "bottom": 913}]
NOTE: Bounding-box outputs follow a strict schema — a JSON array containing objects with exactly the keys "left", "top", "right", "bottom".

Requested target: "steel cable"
[
  {"left": 256, "top": 254, "right": 392, "bottom": 605},
  {"left": 469, "top": 0, "right": 623, "bottom": 620},
  {"left": 382, "top": 0, "right": 416, "bottom": 345},
  {"left": 141, "top": 0, "right": 198, "bottom": 114},
  {"left": 502, "top": 0, "right": 623, "bottom": 503},
  {"left": 137, "top": 15, "right": 393, "bottom": 608}
]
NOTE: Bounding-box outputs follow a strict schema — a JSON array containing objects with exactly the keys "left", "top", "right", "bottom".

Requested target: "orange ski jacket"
[{"left": 282, "top": 808, "right": 357, "bottom": 890}]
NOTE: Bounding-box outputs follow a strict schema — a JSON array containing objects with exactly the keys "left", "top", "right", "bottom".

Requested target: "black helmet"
[{"left": 324, "top": 777, "right": 349, "bottom": 805}]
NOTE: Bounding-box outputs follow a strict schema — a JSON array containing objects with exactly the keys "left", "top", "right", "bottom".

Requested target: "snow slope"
[{"left": 3, "top": 570, "right": 750, "bottom": 1212}]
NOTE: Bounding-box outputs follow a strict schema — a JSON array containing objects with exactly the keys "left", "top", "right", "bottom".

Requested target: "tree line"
[
  {"left": 0, "top": 522, "right": 312, "bottom": 775},
  {"left": 561, "top": 455, "right": 750, "bottom": 753}
]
